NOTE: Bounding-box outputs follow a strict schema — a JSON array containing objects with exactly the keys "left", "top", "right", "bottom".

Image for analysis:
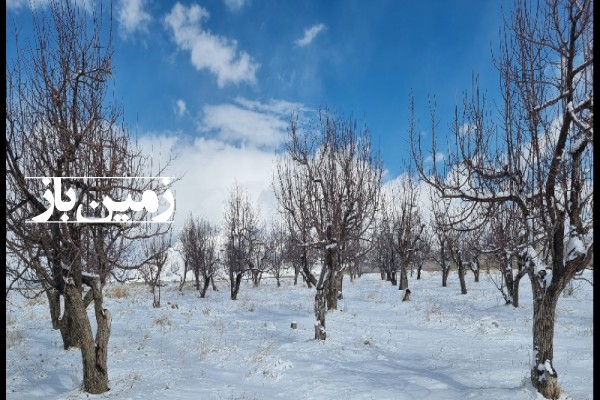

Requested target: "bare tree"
[
  {"left": 371, "top": 208, "right": 398, "bottom": 284},
  {"left": 282, "top": 228, "right": 318, "bottom": 287},
  {"left": 274, "top": 109, "right": 382, "bottom": 340},
  {"left": 179, "top": 215, "right": 219, "bottom": 297},
  {"left": 223, "top": 183, "right": 263, "bottom": 300},
  {"left": 410, "top": 0, "right": 593, "bottom": 396},
  {"left": 140, "top": 234, "right": 173, "bottom": 308},
  {"left": 387, "top": 174, "right": 425, "bottom": 291},
  {"left": 5, "top": 1, "right": 175, "bottom": 394},
  {"left": 481, "top": 202, "right": 529, "bottom": 307},
  {"left": 264, "top": 218, "right": 287, "bottom": 287}
]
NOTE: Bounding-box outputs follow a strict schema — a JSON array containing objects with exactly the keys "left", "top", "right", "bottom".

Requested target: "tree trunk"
[
  {"left": 200, "top": 275, "right": 210, "bottom": 298},
  {"left": 417, "top": 264, "right": 422, "bottom": 280},
  {"left": 179, "top": 260, "right": 189, "bottom": 291},
  {"left": 470, "top": 259, "right": 480, "bottom": 283},
  {"left": 399, "top": 263, "right": 408, "bottom": 290},
  {"left": 380, "top": 269, "right": 386, "bottom": 280},
  {"left": 512, "top": 278, "right": 521, "bottom": 308},
  {"left": 46, "top": 288, "right": 61, "bottom": 330},
  {"left": 457, "top": 259, "right": 467, "bottom": 295},
  {"left": 389, "top": 270, "right": 397, "bottom": 286},
  {"left": 511, "top": 257, "right": 528, "bottom": 308},
  {"left": 503, "top": 262, "right": 515, "bottom": 303},
  {"left": 530, "top": 291, "right": 560, "bottom": 399},
  {"left": 326, "top": 252, "right": 340, "bottom": 310},
  {"left": 152, "top": 281, "right": 161, "bottom": 308},
  {"left": 63, "top": 279, "right": 110, "bottom": 394},
  {"left": 59, "top": 293, "right": 83, "bottom": 349},
  {"left": 314, "top": 288, "right": 327, "bottom": 340},
  {"left": 194, "top": 268, "right": 201, "bottom": 291},
  {"left": 442, "top": 266, "right": 449, "bottom": 287},
  {"left": 230, "top": 273, "right": 243, "bottom": 300},
  {"left": 211, "top": 276, "right": 218, "bottom": 291},
  {"left": 252, "top": 270, "right": 261, "bottom": 287}
]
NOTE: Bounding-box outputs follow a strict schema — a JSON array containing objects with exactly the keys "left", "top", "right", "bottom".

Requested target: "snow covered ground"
[{"left": 6, "top": 269, "right": 593, "bottom": 400}]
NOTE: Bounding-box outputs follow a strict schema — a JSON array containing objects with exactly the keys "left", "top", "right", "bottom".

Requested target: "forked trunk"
[
  {"left": 63, "top": 278, "right": 110, "bottom": 394},
  {"left": 200, "top": 274, "right": 211, "bottom": 298},
  {"left": 230, "top": 273, "right": 243, "bottom": 300}
]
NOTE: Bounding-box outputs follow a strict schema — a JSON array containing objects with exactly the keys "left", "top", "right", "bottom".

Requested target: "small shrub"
[
  {"left": 106, "top": 284, "right": 129, "bottom": 299},
  {"left": 6, "top": 327, "right": 25, "bottom": 348},
  {"left": 154, "top": 314, "right": 171, "bottom": 330},
  {"left": 26, "top": 296, "right": 45, "bottom": 306}
]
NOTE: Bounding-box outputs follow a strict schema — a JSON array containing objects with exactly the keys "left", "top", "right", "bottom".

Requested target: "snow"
[
  {"left": 6, "top": 269, "right": 593, "bottom": 400},
  {"left": 565, "top": 235, "right": 586, "bottom": 262}
]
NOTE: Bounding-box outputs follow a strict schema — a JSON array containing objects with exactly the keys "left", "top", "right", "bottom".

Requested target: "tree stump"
[
  {"left": 290, "top": 321, "right": 297, "bottom": 330},
  {"left": 402, "top": 288, "right": 411, "bottom": 302}
]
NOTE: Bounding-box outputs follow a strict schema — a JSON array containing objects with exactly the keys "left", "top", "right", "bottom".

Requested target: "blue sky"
[{"left": 6, "top": 0, "right": 506, "bottom": 229}]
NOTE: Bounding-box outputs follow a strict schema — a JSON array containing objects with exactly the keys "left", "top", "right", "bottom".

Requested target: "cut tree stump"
[{"left": 290, "top": 321, "right": 297, "bottom": 330}]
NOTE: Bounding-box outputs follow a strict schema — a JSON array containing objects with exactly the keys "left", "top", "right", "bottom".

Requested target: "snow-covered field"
[{"left": 6, "top": 269, "right": 593, "bottom": 400}]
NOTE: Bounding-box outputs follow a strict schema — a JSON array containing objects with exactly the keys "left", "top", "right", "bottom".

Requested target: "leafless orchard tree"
[
  {"left": 427, "top": 193, "right": 455, "bottom": 288},
  {"left": 223, "top": 183, "right": 263, "bottom": 300},
  {"left": 412, "top": 226, "right": 433, "bottom": 280},
  {"left": 386, "top": 173, "right": 425, "bottom": 291},
  {"left": 5, "top": 1, "right": 175, "bottom": 394},
  {"left": 481, "top": 202, "right": 530, "bottom": 307},
  {"left": 371, "top": 207, "right": 398, "bottom": 284},
  {"left": 179, "top": 215, "right": 220, "bottom": 297},
  {"left": 263, "top": 218, "right": 288, "bottom": 287},
  {"left": 274, "top": 109, "right": 383, "bottom": 340},
  {"left": 410, "top": 0, "right": 593, "bottom": 396},
  {"left": 140, "top": 234, "right": 173, "bottom": 308},
  {"left": 281, "top": 228, "right": 318, "bottom": 287}
]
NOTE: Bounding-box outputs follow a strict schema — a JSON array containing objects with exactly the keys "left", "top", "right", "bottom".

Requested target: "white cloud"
[
  {"left": 136, "top": 97, "right": 303, "bottom": 234},
  {"left": 116, "top": 0, "right": 152, "bottom": 39},
  {"left": 198, "top": 97, "right": 302, "bottom": 149},
  {"left": 224, "top": 0, "right": 248, "bottom": 12},
  {"left": 164, "top": 3, "right": 259, "bottom": 87},
  {"left": 137, "top": 134, "right": 279, "bottom": 234},
  {"left": 175, "top": 99, "right": 187, "bottom": 117},
  {"left": 425, "top": 152, "right": 445, "bottom": 163},
  {"left": 295, "top": 23, "right": 326, "bottom": 47}
]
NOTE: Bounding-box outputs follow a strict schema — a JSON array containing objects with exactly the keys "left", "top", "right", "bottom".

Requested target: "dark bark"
[
  {"left": 442, "top": 266, "right": 449, "bottom": 287},
  {"left": 457, "top": 256, "right": 467, "bottom": 295},
  {"left": 325, "top": 249, "right": 340, "bottom": 310},
  {"left": 230, "top": 273, "right": 243, "bottom": 300},
  {"left": 179, "top": 260, "right": 189, "bottom": 291},
  {"left": 530, "top": 289, "right": 560, "bottom": 399},
  {"left": 252, "top": 270, "right": 262, "bottom": 287},
  {"left": 200, "top": 275, "right": 211, "bottom": 298},
  {"left": 399, "top": 262, "right": 408, "bottom": 290},
  {"left": 63, "top": 276, "right": 110, "bottom": 394},
  {"left": 194, "top": 268, "right": 201, "bottom": 291}
]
